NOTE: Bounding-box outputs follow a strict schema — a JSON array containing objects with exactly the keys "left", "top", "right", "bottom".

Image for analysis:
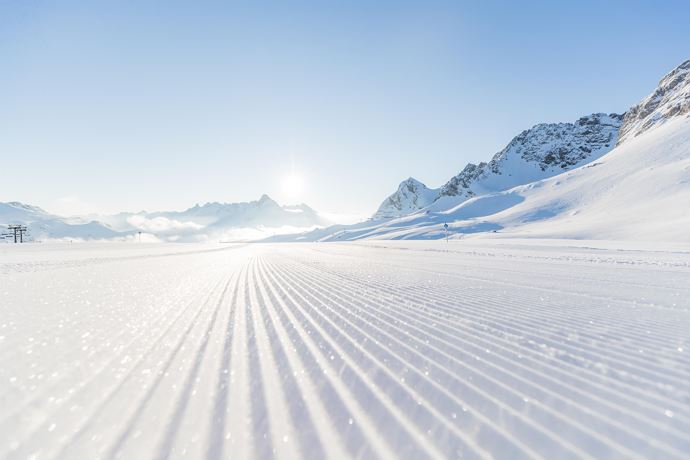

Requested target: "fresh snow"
[{"left": 1, "top": 240, "right": 689, "bottom": 459}]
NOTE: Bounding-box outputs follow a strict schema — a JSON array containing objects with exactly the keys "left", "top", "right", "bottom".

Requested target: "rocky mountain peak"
[
  {"left": 438, "top": 113, "right": 622, "bottom": 200},
  {"left": 618, "top": 59, "right": 690, "bottom": 145},
  {"left": 496, "top": 113, "right": 622, "bottom": 171},
  {"left": 399, "top": 177, "right": 427, "bottom": 191},
  {"left": 258, "top": 194, "right": 277, "bottom": 206},
  {"left": 438, "top": 162, "right": 486, "bottom": 198},
  {"left": 373, "top": 177, "right": 438, "bottom": 219}
]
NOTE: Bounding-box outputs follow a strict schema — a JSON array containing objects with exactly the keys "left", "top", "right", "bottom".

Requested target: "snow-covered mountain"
[
  {"left": 372, "top": 112, "right": 623, "bottom": 218},
  {"left": 275, "top": 59, "right": 690, "bottom": 243},
  {"left": 1, "top": 195, "right": 330, "bottom": 242},
  {"left": 437, "top": 112, "right": 623, "bottom": 202},
  {"left": 99, "top": 195, "right": 331, "bottom": 241},
  {"left": 485, "top": 116, "right": 690, "bottom": 241},
  {"left": 169, "top": 195, "right": 327, "bottom": 229},
  {"left": 374, "top": 178, "right": 439, "bottom": 219},
  {"left": 0, "top": 202, "right": 51, "bottom": 223},
  {"left": 0, "top": 202, "right": 121, "bottom": 241}
]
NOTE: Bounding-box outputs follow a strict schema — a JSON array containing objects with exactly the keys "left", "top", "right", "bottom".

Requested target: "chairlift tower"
[{"left": 2, "top": 225, "right": 29, "bottom": 243}]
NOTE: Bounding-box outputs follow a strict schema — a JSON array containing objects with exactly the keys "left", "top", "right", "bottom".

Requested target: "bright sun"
[{"left": 281, "top": 173, "right": 305, "bottom": 199}]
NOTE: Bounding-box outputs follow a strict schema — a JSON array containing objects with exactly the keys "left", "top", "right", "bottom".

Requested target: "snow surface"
[{"left": 1, "top": 240, "right": 689, "bottom": 459}]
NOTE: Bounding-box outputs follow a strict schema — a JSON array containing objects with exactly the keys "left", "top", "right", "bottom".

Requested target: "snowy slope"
[
  {"left": 284, "top": 59, "right": 690, "bottom": 243},
  {"left": 302, "top": 116, "right": 689, "bottom": 243},
  {"left": 1, "top": 241, "right": 689, "bottom": 459},
  {"left": 0, "top": 202, "right": 122, "bottom": 241},
  {"left": 411, "top": 59, "right": 690, "bottom": 242},
  {"left": 486, "top": 115, "right": 690, "bottom": 240}
]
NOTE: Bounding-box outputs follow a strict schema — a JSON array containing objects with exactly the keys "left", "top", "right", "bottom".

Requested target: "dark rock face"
[
  {"left": 439, "top": 162, "right": 486, "bottom": 198},
  {"left": 618, "top": 60, "right": 690, "bottom": 145},
  {"left": 498, "top": 113, "right": 622, "bottom": 171}
]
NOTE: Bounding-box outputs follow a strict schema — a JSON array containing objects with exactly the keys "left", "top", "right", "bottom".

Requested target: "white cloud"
[{"left": 126, "top": 215, "right": 204, "bottom": 234}]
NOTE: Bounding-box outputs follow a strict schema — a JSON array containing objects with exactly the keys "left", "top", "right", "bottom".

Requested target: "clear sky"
[{"left": 1, "top": 0, "right": 689, "bottom": 219}]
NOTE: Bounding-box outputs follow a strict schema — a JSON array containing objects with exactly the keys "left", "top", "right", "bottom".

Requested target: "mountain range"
[
  {"left": 274, "top": 59, "right": 690, "bottom": 243},
  {"left": 0, "top": 196, "right": 330, "bottom": 242},
  {"left": 374, "top": 112, "right": 623, "bottom": 219}
]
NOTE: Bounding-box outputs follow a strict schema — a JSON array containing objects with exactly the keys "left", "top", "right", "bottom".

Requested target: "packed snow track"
[{"left": 1, "top": 241, "right": 689, "bottom": 459}]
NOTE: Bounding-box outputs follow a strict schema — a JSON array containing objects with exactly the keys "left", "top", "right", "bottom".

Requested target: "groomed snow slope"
[{"left": 1, "top": 241, "right": 689, "bottom": 459}]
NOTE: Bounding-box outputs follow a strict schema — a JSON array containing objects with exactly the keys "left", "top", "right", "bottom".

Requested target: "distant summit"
[
  {"left": 96, "top": 194, "right": 331, "bottom": 242},
  {"left": 374, "top": 178, "right": 438, "bottom": 219}
]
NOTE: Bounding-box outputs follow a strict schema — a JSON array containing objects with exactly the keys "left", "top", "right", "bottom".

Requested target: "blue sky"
[{"left": 1, "top": 0, "right": 689, "bottom": 219}]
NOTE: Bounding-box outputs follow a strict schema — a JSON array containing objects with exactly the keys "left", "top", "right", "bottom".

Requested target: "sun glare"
[{"left": 281, "top": 173, "right": 305, "bottom": 199}]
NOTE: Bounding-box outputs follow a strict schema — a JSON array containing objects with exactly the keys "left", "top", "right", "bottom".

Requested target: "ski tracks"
[{"left": 1, "top": 242, "right": 689, "bottom": 459}]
